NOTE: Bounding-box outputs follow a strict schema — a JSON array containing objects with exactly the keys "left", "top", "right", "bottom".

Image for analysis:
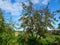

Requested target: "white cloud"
[
  {"left": 42, "top": 0, "right": 50, "bottom": 5},
  {"left": 15, "top": 0, "right": 27, "bottom": 2},
  {"left": 0, "top": 0, "right": 23, "bottom": 15},
  {"left": 31, "top": 0, "right": 39, "bottom": 4},
  {"left": 0, "top": 0, "right": 50, "bottom": 16}
]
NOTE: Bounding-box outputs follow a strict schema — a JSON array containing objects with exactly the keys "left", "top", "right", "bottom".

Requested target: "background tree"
[
  {"left": 0, "top": 9, "right": 15, "bottom": 45},
  {"left": 0, "top": 9, "right": 5, "bottom": 33},
  {"left": 20, "top": 1, "right": 57, "bottom": 35},
  {"left": 58, "top": 23, "right": 60, "bottom": 29},
  {"left": 57, "top": 23, "right": 60, "bottom": 34},
  {"left": 19, "top": 1, "right": 58, "bottom": 37}
]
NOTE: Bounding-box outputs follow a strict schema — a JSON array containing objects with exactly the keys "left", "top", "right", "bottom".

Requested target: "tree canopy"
[{"left": 19, "top": 1, "right": 58, "bottom": 35}]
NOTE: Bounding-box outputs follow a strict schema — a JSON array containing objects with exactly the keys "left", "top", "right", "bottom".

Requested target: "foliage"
[
  {"left": 0, "top": 1, "right": 60, "bottom": 45},
  {"left": 58, "top": 23, "right": 60, "bottom": 29},
  {"left": 0, "top": 9, "right": 15, "bottom": 45},
  {"left": 0, "top": 9, "right": 5, "bottom": 33},
  {"left": 19, "top": 1, "right": 58, "bottom": 36},
  {"left": 16, "top": 33, "right": 60, "bottom": 45}
]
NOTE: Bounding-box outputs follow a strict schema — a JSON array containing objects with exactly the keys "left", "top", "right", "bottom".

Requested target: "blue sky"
[{"left": 0, "top": 0, "right": 60, "bottom": 30}]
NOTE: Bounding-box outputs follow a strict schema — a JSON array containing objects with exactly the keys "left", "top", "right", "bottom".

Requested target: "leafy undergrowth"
[
  {"left": 0, "top": 32, "right": 60, "bottom": 45},
  {"left": 17, "top": 33, "right": 60, "bottom": 45}
]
